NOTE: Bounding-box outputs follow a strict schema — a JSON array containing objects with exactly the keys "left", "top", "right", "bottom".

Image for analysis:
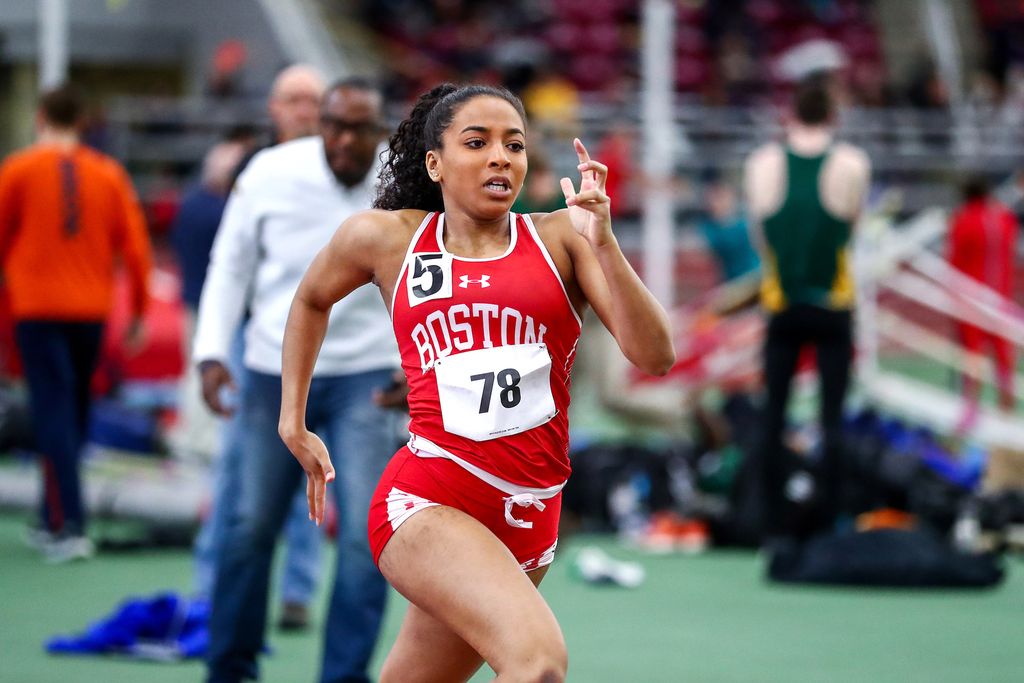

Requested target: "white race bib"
[{"left": 433, "top": 343, "right": 556, "bottom": 441}]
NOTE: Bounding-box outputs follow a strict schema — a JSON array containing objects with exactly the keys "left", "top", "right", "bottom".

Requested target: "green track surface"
[{"left": 2, "top": 514, "right": 1022, "bottom": 683}]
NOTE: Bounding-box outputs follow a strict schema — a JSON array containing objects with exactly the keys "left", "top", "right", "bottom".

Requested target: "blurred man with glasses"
[{"left": 194, "top": 77, "right": 401, "bottom": 683}]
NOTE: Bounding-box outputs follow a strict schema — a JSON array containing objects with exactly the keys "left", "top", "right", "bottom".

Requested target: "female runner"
[{"left": 280, "top": 83, "right": 674, "bottom": 683}]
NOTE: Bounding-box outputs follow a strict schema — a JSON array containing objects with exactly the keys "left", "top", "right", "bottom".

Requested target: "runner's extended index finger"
[{"left": 573, "top": 137, "right": 590, "bottom": 164}]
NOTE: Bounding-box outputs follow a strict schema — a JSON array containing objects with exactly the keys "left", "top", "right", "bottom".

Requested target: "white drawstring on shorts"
[
  {"left": 407, "top": 435, "right": 564, "bottom": 531},
  {"left": 504, "top": 493, "right": 546, "bottom": 529}
]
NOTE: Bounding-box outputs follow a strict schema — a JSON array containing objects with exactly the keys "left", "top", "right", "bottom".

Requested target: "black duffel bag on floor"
[{"left": 767, "top": 528, "right": 1004, "bottom": 588}]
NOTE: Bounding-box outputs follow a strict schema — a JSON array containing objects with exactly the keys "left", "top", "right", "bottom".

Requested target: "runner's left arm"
[{"left": 557, "top": 138, "right": 674, "bottom": 376}]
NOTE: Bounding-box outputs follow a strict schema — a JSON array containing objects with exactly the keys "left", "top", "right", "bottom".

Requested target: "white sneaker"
[
  {"left": 24, "top": 526, "right": 58, "bottom": 552},
  {"left": 572, "top": 546, "right": 645, "bottom": 588},
  {"left": 44, "top": 535, "right": 95, "bottom": 564}
]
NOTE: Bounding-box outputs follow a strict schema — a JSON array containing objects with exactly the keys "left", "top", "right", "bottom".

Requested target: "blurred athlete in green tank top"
[{"left": 743, "top": 73, "right": 871, "bottom": 549}]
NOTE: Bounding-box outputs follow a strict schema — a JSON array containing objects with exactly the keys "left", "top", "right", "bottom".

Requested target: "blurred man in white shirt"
[
  {"left": 195, "top": 78, "right": 399, "bottom": 683},
  {"left": 188, "top": 64, "right": 328, "bottom": 635}
]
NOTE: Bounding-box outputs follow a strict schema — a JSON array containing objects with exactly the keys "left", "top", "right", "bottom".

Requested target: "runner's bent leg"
[
  {"left": 381, "top": 565, "right": 552, "bottom": 683},
  {"left": 378, "top": 505, "right": 566, "bottom": 683}
]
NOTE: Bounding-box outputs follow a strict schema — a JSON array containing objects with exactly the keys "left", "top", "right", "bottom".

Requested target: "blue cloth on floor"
[{"left": 46, "top": 593, "right": 209, "bottom": 661}]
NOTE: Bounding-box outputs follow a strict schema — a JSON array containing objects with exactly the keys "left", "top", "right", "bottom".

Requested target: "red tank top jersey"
[{"left": 391, "top": 212, "right": 581, "bottom": 488}]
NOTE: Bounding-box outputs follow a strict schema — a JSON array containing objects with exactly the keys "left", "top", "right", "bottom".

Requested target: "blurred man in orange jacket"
[{"left": 0, "top": 84, "right": 152, "bottom": 562}]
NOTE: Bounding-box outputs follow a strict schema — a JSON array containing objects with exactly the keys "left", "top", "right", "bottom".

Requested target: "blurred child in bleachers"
[{"left": 699, "top": 171, "right": 760, "bottom": 284}]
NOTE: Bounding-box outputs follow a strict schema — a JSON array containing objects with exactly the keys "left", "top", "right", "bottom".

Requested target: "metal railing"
[
  {"left": 573, "top": 100, "right": 1024, "bottom": 172},
  {"left": 106, "top": 95, "right": 1024, "bottom": 212}
]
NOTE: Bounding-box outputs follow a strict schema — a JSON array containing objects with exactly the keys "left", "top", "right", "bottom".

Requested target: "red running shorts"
[{"left": 368, "top": 446, "right": 561, "bottom": 572}]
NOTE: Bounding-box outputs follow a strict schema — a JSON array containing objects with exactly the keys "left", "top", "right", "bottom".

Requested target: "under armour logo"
[{"left": 459, "top": 275, "right": 490, "bottom": 288}]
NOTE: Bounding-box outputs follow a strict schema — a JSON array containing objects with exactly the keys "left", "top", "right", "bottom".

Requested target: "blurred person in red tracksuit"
[{"left": 947, "top": 176, "right": 1019, "bottom": 430}]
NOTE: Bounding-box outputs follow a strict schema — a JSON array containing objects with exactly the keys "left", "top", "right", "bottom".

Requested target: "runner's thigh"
[
  {"left": 381, "top": 564, "right": 552, "bottom": 683},
  {"left": 378, "top": 505, "right": 563, "bottom": 678}
]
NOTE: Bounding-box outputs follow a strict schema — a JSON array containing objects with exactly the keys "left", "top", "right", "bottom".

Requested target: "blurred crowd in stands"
[
  {"left": 356, "top": 0, "right": 1024, "bottom": 113},
  {"left": 48, "top": 0, "right": 1024, "bottom": 242}
]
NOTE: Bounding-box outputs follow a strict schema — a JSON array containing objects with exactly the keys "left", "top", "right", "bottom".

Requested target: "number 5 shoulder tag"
[
  {"left": 433, "top": 343, "right": 556, "bottom": 441},
  {"left": 407, "top": 252, "right": 453, "bottom": 307}
]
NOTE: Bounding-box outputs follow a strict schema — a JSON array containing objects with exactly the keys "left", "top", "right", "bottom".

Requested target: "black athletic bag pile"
[{"left": 767, "top": 527, "right": 1004, "bottom": 588}]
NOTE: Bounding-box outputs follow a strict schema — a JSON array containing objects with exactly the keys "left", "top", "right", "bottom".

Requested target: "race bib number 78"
[{"left": 433, "top": 343, "right": 556, "bottom": 441}]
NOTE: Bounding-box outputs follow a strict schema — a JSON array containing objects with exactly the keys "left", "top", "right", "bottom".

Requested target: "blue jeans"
[
  {"left": 206, "top": 367, "right": 396, "bottom": 683},
  {"left": 193, "top": 332, "right": 323, "bottom": 605}
]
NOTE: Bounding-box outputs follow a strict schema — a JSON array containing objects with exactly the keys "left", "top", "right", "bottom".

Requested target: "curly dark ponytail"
[{"left": 374, "top": 83, "right": 527, "bottom": 211}]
